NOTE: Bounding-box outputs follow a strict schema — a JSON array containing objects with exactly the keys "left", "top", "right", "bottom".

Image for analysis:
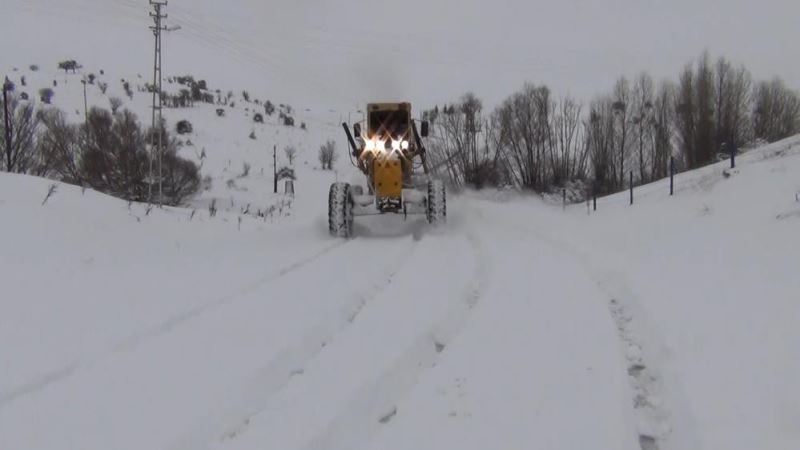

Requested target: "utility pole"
[
  {"left": 273, "top": 144, "right": 278, "bottom": 193},
  {"left": 3, "top": 77, "right": 12, "bottom": 172},
  {"left": 81, "top": 78, "right": 88, "bottom": 121},
  {"left": 149, "top": 1, "right": 168, "bottom": 205}
]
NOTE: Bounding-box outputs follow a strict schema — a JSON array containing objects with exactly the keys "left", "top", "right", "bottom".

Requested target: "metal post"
[
  {"left": 149, "top": 1, "right": 167, "bottom": 205},
  {"left": 669, "top": 156, "right": 674, "bottom": 196},
  {"left": 629, "top": 171, "right": 634, "bottom": 205},
  {"left": 81, "top": 79, "right": 88, "bottom": 121},
  {"left": 3, "top": 79, "right": 12, "bottom": 171},
  {"left": 273, "top": 144, "right": 277, "bottom": 194}
]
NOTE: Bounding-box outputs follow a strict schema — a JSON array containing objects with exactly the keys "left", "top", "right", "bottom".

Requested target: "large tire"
[
  {"left": 426, "top": 179, "right": 446, "bottom": 225},
  {"left": 329, "top": 182, "right": 354, "bottom": 237}
]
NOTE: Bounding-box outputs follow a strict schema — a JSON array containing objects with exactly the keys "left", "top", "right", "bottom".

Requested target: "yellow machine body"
[{"left": 372, "top": 154, "right": 404, "bottom": 199}]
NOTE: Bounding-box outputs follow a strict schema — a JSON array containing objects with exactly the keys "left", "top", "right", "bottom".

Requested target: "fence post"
[
  {"left": 562, "top": 188, "right": 566, "bottom": 210},
  {"left": 593, "top": 193, "right": 597, "bottom": 211},
  {"left": 730, "top": 144, "right": 736, "bottom": 169},
  {"left": 629, "top": 171, "right": 634, "bottom": 205},
  {"left": 670, "top": 156, "right": 674, "bottom": 196},
  {"left": 285, "top": 179, "right": 295, "bottom": 197}
]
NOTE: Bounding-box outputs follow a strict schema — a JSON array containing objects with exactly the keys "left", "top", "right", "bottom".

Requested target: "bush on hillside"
[
  {"left": 39, "top": 88, "right": 54, "bottom": 104},
  {"left": 176, "top": 120, "right": 193, "bottom": 135}
]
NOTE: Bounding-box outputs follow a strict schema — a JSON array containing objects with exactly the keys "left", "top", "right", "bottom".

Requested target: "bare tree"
[
  {"left": 675, "top": 63, "right": 697, "bottom": 168},
  {"left": 694, "top": 52, "right": 716, "bottom": 166},
  {"left": 753, "top": 77, "right": 800, "bottom": 143},
  {"left": 550, "top": 95, "right": 588, "bottom": 185},
  {"left": 35, "top": 108, "right": 83, "bottom": 182},
  {"left": 612, "top": 77, "right": 631, "bottom": 184},
  {"left": 1, "top": 94, "right": 39, "bottom": 173},
  {"left": 284, "top": 145, "right": 297, "bottom": 165},
  {"left": 631, "top": 72, "right": 655, "bottom": 182},
  {"left": 652, "top": 82, "right": 675, "bottom": 178},
  {"left": 318, "top": 140, "right": 337, "bottom": 170},
  {"left": 492, "top": 84, "right": 553, "bottom": 190},
  {"left": 586, "top": 97, "right": 617, "bottom": 194},
  {"left": 109, "top": 97, "right": 123, "bottom": 114}
]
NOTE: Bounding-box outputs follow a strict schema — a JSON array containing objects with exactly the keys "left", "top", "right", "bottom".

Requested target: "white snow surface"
[
  {"left": 2, "top": 1, "right": 800, "bottom": 449},
  {"left": 2, "top": 137, "right": 799, "bottom": 450}
]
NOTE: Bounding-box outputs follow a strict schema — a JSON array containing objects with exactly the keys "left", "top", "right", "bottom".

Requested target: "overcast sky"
[
  {"left": 5, "top": 0, "right": 799, "bottom": 111},
  {"left": 189, "top": 0, "right": 800, "bottom": 109}
]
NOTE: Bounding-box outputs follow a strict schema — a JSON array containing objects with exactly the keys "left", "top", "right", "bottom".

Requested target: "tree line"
[
  {"left": 424, "top": 51, "right": 800, "bottom": 194},
  {"left": 1, "top": 85, "right": 200, "bottom": 205}
]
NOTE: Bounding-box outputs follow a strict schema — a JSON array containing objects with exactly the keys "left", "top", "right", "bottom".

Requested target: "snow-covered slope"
[{"left": 2, "top": 137, "right": 799, "bottom": 450}]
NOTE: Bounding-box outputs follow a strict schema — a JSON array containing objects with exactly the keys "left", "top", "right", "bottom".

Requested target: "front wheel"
[
  {"left": 426, "top": 179, "right": 446, "bottom": 225},
  {"left": 329, "top": 182, "right": 354, "bottom": 237}
]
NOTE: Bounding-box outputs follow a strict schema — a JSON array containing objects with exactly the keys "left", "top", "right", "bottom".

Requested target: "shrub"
[
  {"left": 123, "top": 81, "right": 133, "bottom": 99},
  {"left": 242, "top": 91, "right": 250, "bottom": 102},
  {"left": 241, "top": 162, "right": 251, "bottom": 177},
  {"left": 277, "top": 166, "right": 295, "bottom": 181},
  {"left": 98, "top": 81, "right": 108, "bottom": 94},
  {"left": 160, "top": 149, "right": 201, "bottom": 205},
  {"left": 249, "top": 131, "right": 256, "bottom": 140},
  {"left": 29, "top": 64, "right": 40, "bottom": 72},
  {"left": 58, "top": 60, "right": 81, "bottom": 73},
  {"left": 109, "top": 97, "right": 123, "bottom": 114},
  {"left": 39, "top": 88, "right": 55, "bottom": 104},
  {"left": 318, "top": 140, "right": 337, "bottom": 170},
  {"left": 282, "top": 115, "right": 295, "bottom": 127},
  {"left": 264, "top": 100, "right": 275, "bottom": 116},
  {"left": 253, "top": 113, "right": 264, "bottom": 123},
  {"left": 87, "top": 73, "right": 96, "bottom": 85},
  {"left": 71, "top": 107, "right": 201, "bottom": 205},
  {"left": 20, "top": 92, "right": 29, "bottom": 101},
  {"left": 20, "top": 75, "right": 26, "bottom": 87},
  {"left": 284, "top": 146, "right": 297, "bottom": 165},
  {"left": 176, "top": 119, "right": 193, "bottom": 135},
  {"left": 216, "top": 108, "right": 225, "bottom": 117}
]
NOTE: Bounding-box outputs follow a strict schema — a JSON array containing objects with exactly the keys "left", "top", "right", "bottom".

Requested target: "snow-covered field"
[
  {"left": 2, "top": 1, "right": 800, "bottom": 450},
  {"left": 3, "top": 136, "right": 799, "bottom": 450}
]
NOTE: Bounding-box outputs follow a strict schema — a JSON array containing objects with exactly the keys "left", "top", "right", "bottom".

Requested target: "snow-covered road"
[{"left": 0, "top": 178, "right": 637, "bottom": 450}]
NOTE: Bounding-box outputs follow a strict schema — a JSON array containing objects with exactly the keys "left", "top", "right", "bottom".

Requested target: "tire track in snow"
[
  {"left": 469, "top": 201, "right": 683, "bottom": 450},
  {"left": 299, "top": 232, "right": 489, "bottom": 450},
  {"left": 0, "top": 239, "right": 351, "bottom": 410},
  {"left": 168, "top": 239, "right": 420, "bottom": 450},
  {"left": 604, "top": 284, "right": 671, "bottom": 450}
]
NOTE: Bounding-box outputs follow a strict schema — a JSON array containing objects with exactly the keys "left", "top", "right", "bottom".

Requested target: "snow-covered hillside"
[
  {"left": 2, "top": 1, "right": 800, "bottom": 450},
  {"left": 2, "top": 136, "right": 799, "bottom": 450}
]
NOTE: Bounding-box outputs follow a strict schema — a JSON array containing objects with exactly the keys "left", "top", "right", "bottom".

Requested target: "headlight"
[
  {"left": 365, "top": 138, "right": 376, "bottom": 152},
  {"left": 401, "top": 140, "right": 409, "bottom": 150},
  {"left": 375, "top": 139, "right": 385, "bottom": 152},
  {"left": 391, "top": 140, "right": 402, "bottom": 151}
]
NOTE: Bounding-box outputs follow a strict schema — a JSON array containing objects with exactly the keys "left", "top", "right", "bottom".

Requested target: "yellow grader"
[{"left": 329, "top": 102, "right": 446, "bottom": 237}]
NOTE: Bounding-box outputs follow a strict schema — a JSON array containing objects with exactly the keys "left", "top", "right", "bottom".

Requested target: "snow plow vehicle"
[{"left": 329, "top": 102, "right": 446, "bottom": 237}]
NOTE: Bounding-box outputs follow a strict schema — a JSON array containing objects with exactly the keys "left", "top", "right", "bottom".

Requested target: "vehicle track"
[
  {"left": 168, "top": 239, "right": 420, "bottom": 450},
  {"left": 469, "top": 201, "right": 684, "bottom": 450},
  {"left": 0, "top": 239, "right": 351, "bottom": 410},
  {"left": 299, "top": 232, "right": 489, "bottom": 450}
]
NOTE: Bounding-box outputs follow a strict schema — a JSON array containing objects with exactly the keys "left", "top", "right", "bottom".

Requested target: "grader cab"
[{"left": 329, "top": 102, "right": 446, "bottom": 237}]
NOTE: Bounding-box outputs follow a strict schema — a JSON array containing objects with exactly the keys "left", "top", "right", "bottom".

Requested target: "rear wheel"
[
  {"left": 329, "top": 182, "right": 354, "bottom": 237},
  {"left": 426, "top": 179, "right": 446, "bottom": 225}
]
